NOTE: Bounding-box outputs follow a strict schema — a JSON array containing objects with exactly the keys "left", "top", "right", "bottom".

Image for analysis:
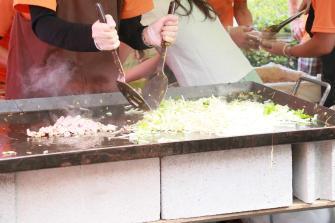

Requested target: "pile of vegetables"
[{"left": 130, "top": 96, "right": 316, "bottom": 144}]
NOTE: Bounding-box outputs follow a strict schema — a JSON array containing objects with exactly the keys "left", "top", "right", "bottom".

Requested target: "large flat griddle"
[{"left": 1, "top": 82, "right": 335, "bottom": 173}]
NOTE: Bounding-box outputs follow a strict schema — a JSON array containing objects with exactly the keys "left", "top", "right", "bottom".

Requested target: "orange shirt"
[
  {"left": 207, "top": 0, "right": 245, "bottom": 27},
  {"left": 311, "top": 0, "right": 335, "bottom": 34},
  {"left": 0, "top": 0, "right": 14, "bottom": 83},
  {"left": 14, "top": 0, "right": 154, "bottom": 19},
  {"left": 0, "top": 32, "right": 10, "bottom": 83},
  {"left": 0, "top": 0, "right": 14, "bottom": 37},
  {"left": 121, "top": 0, "right": 154, "bottom": 19},
  {"left": 208, "top": 0, "right": 234, "bottom": 26}
]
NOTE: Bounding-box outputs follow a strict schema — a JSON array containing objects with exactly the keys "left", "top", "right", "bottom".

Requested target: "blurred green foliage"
[
  {"left": 245, "top": 0, "right": 297, "bottom": 69},
  {"left": 249, "top": 0, "right": 289, "bottom": 32}
]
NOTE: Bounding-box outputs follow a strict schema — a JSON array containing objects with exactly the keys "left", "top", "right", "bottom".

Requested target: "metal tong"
[
  {"left": 141, "top": 0, "right": 177, "bottom": 110},
  {"left": 96, "top": 3, "right": 151, "bottom": 111},
  {"left": 262, "top": 10, "right": 305, "bottom": 37}
]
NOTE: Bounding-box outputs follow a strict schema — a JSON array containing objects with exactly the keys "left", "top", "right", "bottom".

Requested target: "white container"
[
  {"left": 0, "top": 158, "right": 161, "bottom": 223},
  {"left": 161, "top": 145, "right": 293, "bottom": 219},
  {"left": 293, "top": 140, "right": 335, "bottom": 203},
  {"left": 265, "top": 81, "right": 321, "bottom": 104},
  {"left": 256, "top": 63, "right": 321, "bottom": 103}
]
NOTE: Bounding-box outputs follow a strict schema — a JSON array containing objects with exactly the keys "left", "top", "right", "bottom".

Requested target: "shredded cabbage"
[{"left": 130, "top": 96, "right": 317, "bottom": 144}]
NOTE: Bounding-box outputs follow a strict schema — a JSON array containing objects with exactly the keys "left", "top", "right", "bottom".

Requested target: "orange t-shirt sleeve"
[
  {"left": 234, "top": 0, "right": 247, "bottom": 3},
  {"left": 121, "top": 0, "right": 154, "bottom": 19},
  {"left": 207, "top": 0, "right": 234, "bottom": 27},
  {"left": 13, "top": 0, "right": 56, "bottom": 14},
  {"left": 0, "top": 0, "right": 14, "bottom": 37},
  {"left": 311, "top": 0, "right": 335, "bottom": 33}
]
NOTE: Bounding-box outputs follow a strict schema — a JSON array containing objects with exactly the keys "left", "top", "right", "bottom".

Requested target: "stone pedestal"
[
  {"left": 161, "top": 145, "right": 293, "bottom": 219},
  {"left": 0, "top": 158, "right": 160, "bottom": 223},
  {"left": 293, "top": 141, "right": 335, "bottom": 203}
]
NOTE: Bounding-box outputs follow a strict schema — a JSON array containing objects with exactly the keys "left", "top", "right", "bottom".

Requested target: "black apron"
[{"left": 306, "top": 6, "right": 335, "bottom": 107}]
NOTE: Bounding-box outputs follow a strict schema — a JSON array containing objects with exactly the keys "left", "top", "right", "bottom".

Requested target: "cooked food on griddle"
[
  {"left": 130, "top": 95, "right": 317, "bottom": 144},
  {"left": 27, "top": 115, "right": 117, "bottom": 138}
]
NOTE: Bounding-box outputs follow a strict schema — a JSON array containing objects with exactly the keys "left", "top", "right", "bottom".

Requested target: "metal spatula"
[
  {"left": 96, "top": 3, "right": 151, "bottom": 111},
  {"left": 141, "top": 0, "right": 177, "bottom": 110},
  {"left": 262, "top": 10, "right": 305, "bottom": 37}
]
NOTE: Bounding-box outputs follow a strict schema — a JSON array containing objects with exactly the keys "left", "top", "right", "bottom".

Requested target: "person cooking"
[
  {"left": 6, "top": 0, "right": 178, "bottom": 99},
  {"left": 260, "top": 0, "right": 335, "bottom": 107}
]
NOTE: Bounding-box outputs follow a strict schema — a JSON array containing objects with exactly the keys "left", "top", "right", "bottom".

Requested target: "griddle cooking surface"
[{"left": 0, "top": 82, "right": 335, "bottom": 173}]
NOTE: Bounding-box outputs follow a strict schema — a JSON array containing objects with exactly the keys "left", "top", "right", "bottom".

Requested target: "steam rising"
[{"left": 24, "top": 55, "right": 74, "bottom": 97}]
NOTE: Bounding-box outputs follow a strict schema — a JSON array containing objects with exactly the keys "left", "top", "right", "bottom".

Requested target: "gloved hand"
[
  {"left": 92, "top": 14, "right": 120, "bottom": 51},
  {"left": 142, "top": 14, "right": 179, "bottom": 47}
]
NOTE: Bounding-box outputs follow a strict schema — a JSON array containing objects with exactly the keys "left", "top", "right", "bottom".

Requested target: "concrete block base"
[
  {"left": 293, "top": 140, "right": 335, "bottom": 203},
  {"left": 0, "top": 158, "right": 160, "bottom": 223},
  {"left": 161, "top": 145, "right": 293, "bottom": 219},
  {"left": 0, "top": 174, "right": 15, "bottom": 223}
]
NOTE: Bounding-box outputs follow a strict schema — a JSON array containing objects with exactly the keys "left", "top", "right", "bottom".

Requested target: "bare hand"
[
  {"left": 260, "top": 40, "right": 287, "bottom": 56},
  {"left": 229, "top": 26, "right": 260, "bottom": 50},
  {"left": 291, "top": 19, "right": 305, "bottom": 41}
]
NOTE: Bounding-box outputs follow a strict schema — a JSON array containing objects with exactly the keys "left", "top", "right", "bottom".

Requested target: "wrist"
[
  {"left": 283, "top": 44, "right": 293, "bottom": 57},
  {"left": 142, "top": 27, "right": 153, "bottom": 48}
]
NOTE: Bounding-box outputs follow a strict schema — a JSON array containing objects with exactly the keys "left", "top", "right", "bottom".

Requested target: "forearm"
[
  {"left": 125, "top": 55, "right": 160, "bottom": 82},
  {"left": 234, "top": 1, "right": 253, "bottom": 26},
  {"left": 30, "top": 6, "right": 149, "bottom": 52},
  {"left": 288, "top": 0, "right": 300, "bottom": 15},
  {"left": 0, "top": 45, "right": 8, "bottom": 68},
  {"left": 119, "top": 16, "right": 149, "bottom": 50},
  {"left": 290, "top": 33, "right": 335, "bottom": 57},
  {"left": 30, "top": 6, "right": 97, "bottom": 52}
]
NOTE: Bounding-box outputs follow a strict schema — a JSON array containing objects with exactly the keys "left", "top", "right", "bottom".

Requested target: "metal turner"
[
  {"left": 141, "top": 0, "right": 177, "bottom": 110},
  {"left": 96, "top": 3, "right": 151, "bottom": 111},
  {"left": 96, "top": 1, "right": 177, "bottom": 111}
]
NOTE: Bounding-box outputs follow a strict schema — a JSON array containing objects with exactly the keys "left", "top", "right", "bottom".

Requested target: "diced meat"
[{"left": 27, "top": 115, "right": 117, "bottom": 138}]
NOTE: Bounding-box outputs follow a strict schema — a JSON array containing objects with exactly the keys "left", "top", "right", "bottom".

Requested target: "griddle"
[{"left": 1, "top": 82, "right": 335, "bottom": 173}]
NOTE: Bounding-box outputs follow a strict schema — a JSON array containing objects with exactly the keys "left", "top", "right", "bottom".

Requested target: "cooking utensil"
[
  {"left": 262, "top": 10, "right": 305, "bottom": 37},
  {"left": 96, "top": 3, "right": 151, "bottom": 111},
  {"left": 141, "top": 0, "right": 177, "bottom": 110}
]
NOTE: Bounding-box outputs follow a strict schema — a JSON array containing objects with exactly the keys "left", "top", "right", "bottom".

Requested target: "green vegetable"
[
  {"left": 202, "top": 99, "right": 210, "bottom": 108},
  {"left": 263, "top": 102, "right": 278, "bottom": 115},
  {"left": 293, "top": 109, "right": 312, "bottom": 119},
  {"left": 130, "top": 96, "right": 316, "bottom": 144}
]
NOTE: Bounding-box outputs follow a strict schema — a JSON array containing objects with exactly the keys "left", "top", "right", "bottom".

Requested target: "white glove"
[
  {"left": 143, "top": 14, "right": 178, "bottom": 47},
  {"left": 92, "top": 14, "right": 120, "bottom": 51}
]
